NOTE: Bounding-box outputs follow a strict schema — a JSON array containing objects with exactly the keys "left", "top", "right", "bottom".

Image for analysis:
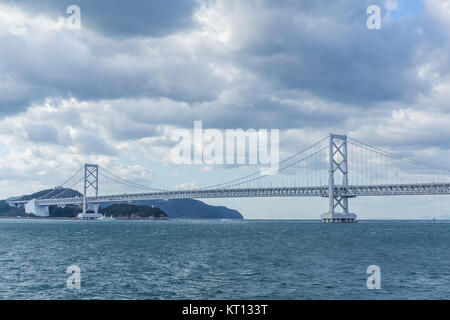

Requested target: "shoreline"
[
  {"left": 1, "top": 216, "right": 449, "bottom": 222},
  {"left": 0, "top": 216, "right": 169, "bottom": 221},
  {"left": 0, "top": 216, "right": 78, "bottom": 220}
]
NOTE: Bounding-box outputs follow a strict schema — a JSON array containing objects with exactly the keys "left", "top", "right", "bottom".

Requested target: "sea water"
[{"left": 0, "top": 219, "right": 448, "bottom": 299}]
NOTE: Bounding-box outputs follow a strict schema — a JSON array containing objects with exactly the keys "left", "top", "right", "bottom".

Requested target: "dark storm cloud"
[
  {"left": 0, "top": 97, "right": 31, "bottom": 116},
  {"left": 0, "top": 21, "right": 227, "bottom": 116},
  {"left": 1, "top": 0, "right": 198, "bottom": 38},
  {"left": 0, "top": 0, "right": 202, "bottom": 117},
  {"left": 234, "top": 0, "right": 430, "bottom": 106},
  {"left": 0, "top": 0, "right": 449, "bottom": 142}
]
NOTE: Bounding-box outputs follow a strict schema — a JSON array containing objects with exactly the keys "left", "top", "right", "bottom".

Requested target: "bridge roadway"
[{"left": 9, "top": 182, "right": 450, "bottom": 207}]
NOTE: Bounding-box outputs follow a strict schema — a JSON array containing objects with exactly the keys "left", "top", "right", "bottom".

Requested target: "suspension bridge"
[{"left": 7, "top": 134, "right": 450, "bottom": 222}]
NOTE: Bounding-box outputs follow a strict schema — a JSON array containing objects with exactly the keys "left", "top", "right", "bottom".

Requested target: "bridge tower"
[
  {"left": 80, "top": 164, "right": 101, "bottom": 220},
  {"left": 321, "top": 134, "right": 357, "bottom": 223}
]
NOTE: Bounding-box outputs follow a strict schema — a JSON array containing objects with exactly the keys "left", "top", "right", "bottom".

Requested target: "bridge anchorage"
[{"left": 321, "top": 134, "right": 356, "bottom": 223}]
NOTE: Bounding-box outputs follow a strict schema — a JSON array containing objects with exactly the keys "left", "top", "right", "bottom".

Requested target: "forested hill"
[
  {"left": 101, "top": 204, "right": 168, "bottom": 220},
  {"left": 15, "top": 188, "right": 82, "bottom": 201},
  {"left": 100, "top": 198, "right": 244, "bottom": 219},
  {"left": 0, "top": 201, "right": 26, "bottom": 217}
]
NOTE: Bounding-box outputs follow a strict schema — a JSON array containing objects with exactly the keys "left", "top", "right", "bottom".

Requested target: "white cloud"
[
  {"left": 0, "top": 3, "right": 67, "bottom": 37},
  {"left": 384, "top": 0, "right": 398, "bottom": 12},
  {"left": 425, "top": 0, "right": 450, "bottom": 30}
]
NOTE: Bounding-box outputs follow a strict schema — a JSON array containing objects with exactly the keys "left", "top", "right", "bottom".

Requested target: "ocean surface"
[{"left": 0, "top": 219, "right": 448, "bottom": 300}]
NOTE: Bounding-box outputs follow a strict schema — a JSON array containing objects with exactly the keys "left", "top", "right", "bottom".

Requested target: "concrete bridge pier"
[
  {"left": 77, "top": 203, "right": 102, "bottom": 220},
  {"left": 25, "top": 199, "right": 49, "bottom": 217},
  {"left": 321, "top": 212, "right": 357, "bottom": 223}
]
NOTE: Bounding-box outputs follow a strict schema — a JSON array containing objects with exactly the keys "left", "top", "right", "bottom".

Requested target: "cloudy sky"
[{"left": 1, "top": 0, "right": 450, "bottom": 219}]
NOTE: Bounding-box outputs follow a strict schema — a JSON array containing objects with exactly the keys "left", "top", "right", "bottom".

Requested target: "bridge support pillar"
[
  {"left": 78, "top": 164, "right": 103, "bottom": 220},
  {"left": 321, "top": 133, "right": 357, "bottom": 223},
  {"left": 82, "top": 164, "right": 99, "bottom": 214},
  {"left": 77, "top": 202, "right": 102, "bottom": 220},
  {"left": 25, "top": 199, "right": 49, "bottom": 217}
]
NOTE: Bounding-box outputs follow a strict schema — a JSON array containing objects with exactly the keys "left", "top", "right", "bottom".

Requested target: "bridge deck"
[{"left": 9, "top": 183, "right": 450, "bottom": 207}]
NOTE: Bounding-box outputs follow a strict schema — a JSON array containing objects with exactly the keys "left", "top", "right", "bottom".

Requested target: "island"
[{"left": 100, "top": 204, "right": 168, "bottom": 220}]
